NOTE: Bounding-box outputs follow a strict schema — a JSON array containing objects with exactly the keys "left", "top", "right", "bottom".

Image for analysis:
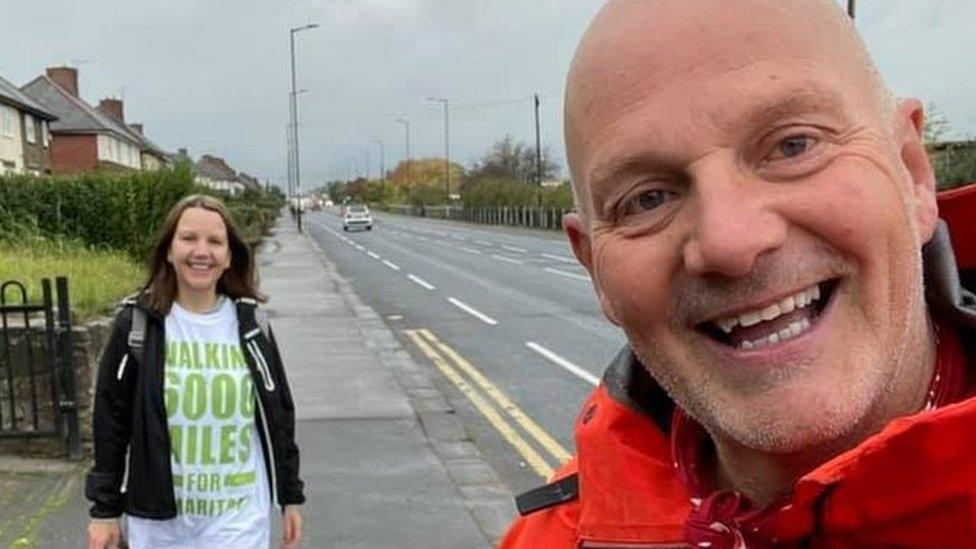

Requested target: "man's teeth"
[
  {"left": 740, "top": 318, "right": 811, "bottom": 350},
  {"left": 714, "top": 284, "right": 822, "bottom": 335}
]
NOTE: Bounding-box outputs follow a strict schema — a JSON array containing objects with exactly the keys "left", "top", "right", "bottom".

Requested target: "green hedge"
[{"left": 0, "top": 165, "right": 281, "bottom": 261}]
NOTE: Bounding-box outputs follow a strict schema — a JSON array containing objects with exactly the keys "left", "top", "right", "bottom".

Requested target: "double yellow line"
[{"left": 405, "top": 329, "right": 571, "bottom": 479}]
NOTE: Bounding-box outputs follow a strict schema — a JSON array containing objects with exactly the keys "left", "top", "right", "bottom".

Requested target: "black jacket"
[{"left": 85, "top": 296, "right": 305, "bottom": 519}]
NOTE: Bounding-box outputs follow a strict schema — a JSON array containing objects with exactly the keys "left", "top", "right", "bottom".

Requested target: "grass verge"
[{"left": 0, "top": 241, "right": 145, "bottom": 321}]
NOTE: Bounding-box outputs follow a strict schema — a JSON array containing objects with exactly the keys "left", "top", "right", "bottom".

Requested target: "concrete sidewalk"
[{"left": 0, "top": 217, "right": 513, "bottom": 548}]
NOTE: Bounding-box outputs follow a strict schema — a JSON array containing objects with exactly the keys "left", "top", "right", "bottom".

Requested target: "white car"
[{"left": 342, "top": 205, "right": 373, "bottom": 231}]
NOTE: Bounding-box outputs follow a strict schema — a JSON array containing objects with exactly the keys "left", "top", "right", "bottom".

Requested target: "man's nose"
[{"left": 682, "top": 164, "right": 787, "bottom": 278}]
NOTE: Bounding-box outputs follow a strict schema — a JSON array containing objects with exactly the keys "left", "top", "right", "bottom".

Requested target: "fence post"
[{"left": 55, "top": 277, "right": 81, "bottom": 460}]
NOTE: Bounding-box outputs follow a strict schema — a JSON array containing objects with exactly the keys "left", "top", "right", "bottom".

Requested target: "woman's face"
[{"left": 166, "top": 207, "right": 231, "bottom": 299}]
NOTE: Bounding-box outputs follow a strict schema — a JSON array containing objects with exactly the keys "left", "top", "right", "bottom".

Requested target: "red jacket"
[{"left": 501, "top": 185, "right": 976, "bottom": 549}]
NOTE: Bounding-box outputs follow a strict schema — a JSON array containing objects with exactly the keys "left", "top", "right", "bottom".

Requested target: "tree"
[
  {"left": 923, "top": 102, "right": 976, "bottom": 190},
  {"left": 466, "top": 135, "right": 560, "bottom": 183},
  {"left": 386, "top": 157, "right": 465, "bottom": 205},
  {"left": 923, "top": 102, "right": 951, "bottom": 145}
]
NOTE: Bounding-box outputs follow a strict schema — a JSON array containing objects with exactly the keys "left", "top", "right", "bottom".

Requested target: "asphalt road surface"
[{"left": 304, "top": 209, "right": 627, "bottom": 495}]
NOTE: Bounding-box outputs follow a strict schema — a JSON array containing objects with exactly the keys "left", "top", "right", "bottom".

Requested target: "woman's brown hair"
[{"left": 142, "top": 194, "right": 264, "bottom": 313}]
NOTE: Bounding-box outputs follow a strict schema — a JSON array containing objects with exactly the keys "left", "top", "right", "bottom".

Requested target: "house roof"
[
  {"left": 237, "top": 172, "right": 262, "bottom": 191},
  {"left": 0, "top": 73, "right": 57, "bottom": 121},
  {"left": 20, "top": 75, "right": 140, "bottom": 145},
  {"left": 124, "top": 124, "right": 171, "bottom": 160},
  {"left": 195, "top": 154, "right": 239, "bottom": 182}
]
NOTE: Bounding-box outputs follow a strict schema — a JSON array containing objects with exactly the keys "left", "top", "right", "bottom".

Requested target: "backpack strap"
[
  {"left": 254, "top": 307, "right": 270, "bottom": 340},
  {"left": 237, "top": 297, "right": 271, "bottom": 340},
  {"left": 127, "top": 305, "right": 148, "bottom": 366}
]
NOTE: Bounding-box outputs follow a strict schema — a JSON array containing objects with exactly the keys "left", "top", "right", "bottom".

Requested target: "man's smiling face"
[{"left": 563, "top": 0, "right": 939, "bottom": 453}]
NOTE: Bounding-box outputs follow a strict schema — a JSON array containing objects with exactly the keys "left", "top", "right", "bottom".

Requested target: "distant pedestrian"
[{"left": 86, "top": 194, "right": 305, "bottom": 549}]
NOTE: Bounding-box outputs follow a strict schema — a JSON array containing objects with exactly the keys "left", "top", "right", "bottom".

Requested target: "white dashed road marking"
[
  {"left": 503, "top": 245, "right": 527, "bottom": 253},
  {"left": 491, "top": 255, "right": 523, "bottom": 265},
  {"left": 448, "top": 298, "right": 497, "bottom": 325},
  {"left": 367, "top": 251, "right": 380, "bottom": 259},
  {"left": 383, "top": 260, "right": 401, "bottom": 271},
  {"left": 526, "top": 342, "right": 599, "bottom": 386},
  {"left": 544, "top": 267, "right": 590, "bottom": 282},
  {"left": 408, "top": 274, "right": 436, "bottom": 290},
  {"left": 541, "top": 253, "right": 574, "bottom": 263}
]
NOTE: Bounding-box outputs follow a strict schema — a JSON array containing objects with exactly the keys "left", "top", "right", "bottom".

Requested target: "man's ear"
[
  {"left": 896, "top": 98, "right": 939, "bottom": 244},
  {"left": 564, "top": 212, "right": 620, "bottom": 325}
]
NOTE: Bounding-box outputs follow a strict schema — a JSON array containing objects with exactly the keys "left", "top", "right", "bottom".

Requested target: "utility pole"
[
  {"left": 534, "top": 93, "right": 543, "bottom": 207},
  {"left": 289, "top": 22, "right": 319, "bottom": 232},
  {"left": 427, "top": 97, "right": 451, "bottom": 203},
  {"left": 396, "top": 118, "right": 412, "bottom": 203},
  {"left": 848, "top": 0, "right": 856, "bottom": 19}
]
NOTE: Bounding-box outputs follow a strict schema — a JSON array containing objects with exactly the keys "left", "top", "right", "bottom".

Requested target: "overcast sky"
[{"left": 2, "top": 1, "right": 974, "bottom": 187}]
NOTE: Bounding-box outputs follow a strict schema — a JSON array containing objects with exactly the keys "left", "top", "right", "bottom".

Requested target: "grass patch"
[{"left": 0, "top": 241, "right": 145, "bottom": 321}]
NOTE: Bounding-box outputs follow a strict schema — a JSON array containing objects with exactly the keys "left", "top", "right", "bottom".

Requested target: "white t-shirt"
[{"left": 126, "top": 297, "right": 270, "bottom": 549}]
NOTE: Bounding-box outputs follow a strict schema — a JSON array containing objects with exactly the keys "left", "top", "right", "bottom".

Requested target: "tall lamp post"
[
  {"left": 289, "top": 22, "right": 318, "bottom": 232},
  {"left": 372, "top": 139, "right": 385, "bottom": 185},
  {"left": 426, "top": 97, "right": 451, "bottom": 203},
  {"left": 396, "top": 118, "right": 412, "bottom": 204}
]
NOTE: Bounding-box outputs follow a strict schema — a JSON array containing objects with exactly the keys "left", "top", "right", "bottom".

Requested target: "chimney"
[
  {"left": 97, "top": 99, "right": 124, "bottom": 123},
  {"left": 46, "top": 66, "right": 79, "bottom": 97},
  {"left": 129, "top": 123, "right": 144, "bottom": 135}
]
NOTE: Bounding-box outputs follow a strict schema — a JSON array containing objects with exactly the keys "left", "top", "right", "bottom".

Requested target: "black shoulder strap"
[
  {"left": 237, "top": 297, "right": 270, "bottom": 340},
  {"left": 127, "top": 305, "right": 147, "bottom": 365},
  {"left": 515, "top": 473, "right": 579, "bottom": 516}
]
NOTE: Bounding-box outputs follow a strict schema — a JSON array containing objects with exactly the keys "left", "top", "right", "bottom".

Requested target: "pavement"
[{"left": 0, "top": 214, "right": 515, "bottom": 548}]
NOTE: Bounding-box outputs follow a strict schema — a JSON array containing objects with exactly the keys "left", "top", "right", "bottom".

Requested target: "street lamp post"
[
  {"left": 289, "top": 22, "right": 319, "bottom": 232},
  {"left": 372, "top": 139, "right": 385, "bottom": 184},
  {"left": 427, "top": 97, "right": 450, "bottom": 203},
  {"left": 534, "top": 93, "right": 543, "bottom": 207},
  {"left": 396, "top": 118, "right": 412, "bottom": 205},
  {"left": 285, "top": 123, "right": 294, "bottom": 205}
]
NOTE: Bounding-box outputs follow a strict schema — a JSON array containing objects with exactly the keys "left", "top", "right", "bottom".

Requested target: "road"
[{"left": 304, "top": 209, "right": 627, "bottom": 495}]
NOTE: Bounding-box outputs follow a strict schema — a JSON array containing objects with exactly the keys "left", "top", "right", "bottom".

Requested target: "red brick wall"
[{"left": 50, "top": 134, "right": 98, "bottom": 174}]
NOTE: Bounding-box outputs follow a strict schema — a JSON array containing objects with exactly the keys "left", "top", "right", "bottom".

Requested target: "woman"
[{"left": 86, "top": 194, "right": 304, "bottom": 549}]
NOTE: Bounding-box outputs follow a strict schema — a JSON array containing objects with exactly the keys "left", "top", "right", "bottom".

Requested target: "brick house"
[
  {"left": 21, "top": 67, "right": 145, "bottom": 174},
  {"left": 95, "top": 98, "right": 171, "bottom": 170},
  {"left": 0, "top": 73, "right": 57, "bottom": 175}
]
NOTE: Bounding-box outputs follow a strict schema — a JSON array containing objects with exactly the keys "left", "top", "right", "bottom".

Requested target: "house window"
[
  {"left": 25, "top": 114, "right": 36, "bottom": 144},
  {"left": 42, "top": 122, "right": 50, "bottom": 147},
  {"left": 1, "top": 107, "right": 13, "bottom": 137}
]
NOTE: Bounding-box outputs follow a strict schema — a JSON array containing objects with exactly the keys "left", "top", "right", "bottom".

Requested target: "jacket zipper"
[
  {"left": 246, "top": 341, "right": 276, "bottom": 392},
  {"left": 254, "top": 392, "right": 280, "bottom": 510}
]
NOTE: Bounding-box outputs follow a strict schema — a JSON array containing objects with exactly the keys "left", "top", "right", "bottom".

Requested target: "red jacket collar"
[{"left": 575, "top": 326, "right": 973, "bottom": 546}]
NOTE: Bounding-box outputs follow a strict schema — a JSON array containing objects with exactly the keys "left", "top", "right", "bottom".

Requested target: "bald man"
[{"left": 501, "top": 1, "right": 976, "bottom": 547}]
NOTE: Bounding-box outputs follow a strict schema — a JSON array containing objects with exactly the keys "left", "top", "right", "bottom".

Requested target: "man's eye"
[
  {"left": 770, "top": 135, "right": 816, "bottom": 161},
  {"left": 623, "top": 189, "right": 671, "bottom": 215}
]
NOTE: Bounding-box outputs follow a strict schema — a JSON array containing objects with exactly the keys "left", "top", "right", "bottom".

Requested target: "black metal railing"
[{"left": 0, "top": 277, "right": 80, "bottom": 459}]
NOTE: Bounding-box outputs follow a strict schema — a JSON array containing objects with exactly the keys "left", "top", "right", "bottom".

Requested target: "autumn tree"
[{"left": 387, "top": 157, "right": 465, "bottom": 204}]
